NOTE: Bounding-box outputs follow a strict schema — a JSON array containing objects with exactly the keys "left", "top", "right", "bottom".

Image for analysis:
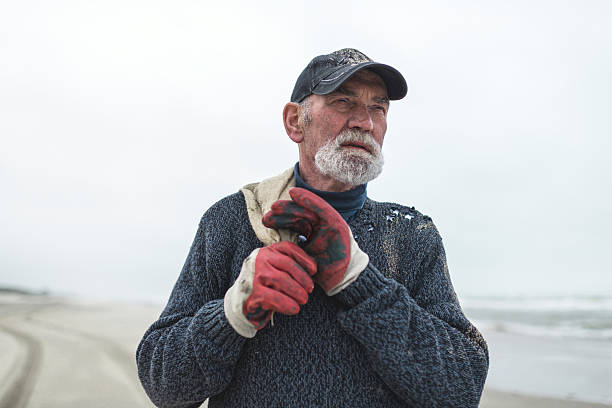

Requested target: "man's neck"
[
  {"left": 297, "top": 161, "right": 356, "bottom": 192},
  {"left": 293, "top": 163, "right": 367, "bottom": 222}
]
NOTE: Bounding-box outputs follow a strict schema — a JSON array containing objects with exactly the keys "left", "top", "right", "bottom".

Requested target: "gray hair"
[{"left": 298, "top": 96, "right": 312, "bottom": 127}]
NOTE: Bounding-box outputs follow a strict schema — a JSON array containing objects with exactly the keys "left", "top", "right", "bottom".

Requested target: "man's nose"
[{"left": 348, "top": 104, "right": 374, "bottom": 131}]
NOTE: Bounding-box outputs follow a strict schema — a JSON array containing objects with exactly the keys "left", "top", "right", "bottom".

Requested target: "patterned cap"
[{"left": 290, "top": 48, "right": 407, "bottom": 103}]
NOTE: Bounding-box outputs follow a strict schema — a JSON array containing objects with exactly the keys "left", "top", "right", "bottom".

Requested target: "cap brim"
[{"left": 312, "top": 62, "right": 407, "bottom": 100}]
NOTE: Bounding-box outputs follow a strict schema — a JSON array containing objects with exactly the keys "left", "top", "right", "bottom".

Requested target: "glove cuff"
[
  {"left": 325, "top": 230, "right": 369, "bottom": 296},
  {"left": 224, "top": 248, "right": 259, "bottom": 338}
]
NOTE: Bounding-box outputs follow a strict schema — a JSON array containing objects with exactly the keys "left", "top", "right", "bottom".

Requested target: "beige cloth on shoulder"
[{"left": 240, "top": 167, "right": 298, "bottom": 245}]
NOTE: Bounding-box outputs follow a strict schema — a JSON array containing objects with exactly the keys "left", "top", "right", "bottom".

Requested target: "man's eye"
[{"left": 336, "top": 98, "right": 350, "bottom": 104}]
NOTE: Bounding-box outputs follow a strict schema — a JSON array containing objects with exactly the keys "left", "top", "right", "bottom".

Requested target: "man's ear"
[{"left": 283, "top": 102, "right": 303, "bottom": 143}]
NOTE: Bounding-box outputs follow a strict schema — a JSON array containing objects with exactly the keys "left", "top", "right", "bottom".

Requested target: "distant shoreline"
[{"left": 0, "top": 286, "right": 49, "bottom": 296}]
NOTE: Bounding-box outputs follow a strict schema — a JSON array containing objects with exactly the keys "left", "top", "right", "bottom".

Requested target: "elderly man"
[{"left": 136, "top": 48, "right": 489, "bottom": 407}]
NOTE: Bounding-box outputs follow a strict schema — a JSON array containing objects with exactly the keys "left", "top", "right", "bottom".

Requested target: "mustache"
[{"left": 334, "top": 130, "right": 381, "bottom": 154}]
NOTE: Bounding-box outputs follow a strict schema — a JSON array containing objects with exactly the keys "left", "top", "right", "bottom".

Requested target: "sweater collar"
[{"left": 293, "top": 163, "right": 367, "bottom": 221}]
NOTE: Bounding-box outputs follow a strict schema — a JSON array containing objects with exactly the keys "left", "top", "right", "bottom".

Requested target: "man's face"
[{"left": 300, "top": 70, "right": 389, "bottom": 186}]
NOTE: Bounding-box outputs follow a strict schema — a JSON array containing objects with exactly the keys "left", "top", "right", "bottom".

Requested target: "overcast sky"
[{"left": 1, "top": 0, "right": 610, "bottom": 303}]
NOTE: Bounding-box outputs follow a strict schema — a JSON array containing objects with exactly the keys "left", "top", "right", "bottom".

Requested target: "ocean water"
[
  {"left": 461, "top": 295, "right": 612, "bottom": 341},
  {"left": 462, "top": 295, "right": 612, "bottom": 404}
]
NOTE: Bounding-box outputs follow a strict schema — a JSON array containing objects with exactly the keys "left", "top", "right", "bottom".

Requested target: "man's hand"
[
  {"left": 224, "top": 241, "right": 316, "bottom": 337},
  {"left": 262, "top": 187, "right": 369, "bottom": 295}
]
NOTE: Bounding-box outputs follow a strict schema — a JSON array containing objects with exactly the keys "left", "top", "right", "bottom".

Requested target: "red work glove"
[
  {"left": 224, "top": 241, "right": 316, "bottom": 337},
  {"left": 262, "top": 187, "right": 369, "bottom": 295}
]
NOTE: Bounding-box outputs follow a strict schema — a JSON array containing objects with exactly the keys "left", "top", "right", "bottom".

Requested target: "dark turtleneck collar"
[{"left": 293, "top": 163, "right": 367, "bottom": 222}]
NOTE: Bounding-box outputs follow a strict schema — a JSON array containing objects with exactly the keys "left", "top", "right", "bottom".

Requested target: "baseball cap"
[{"left": 290, "top": 48, "right": 407, "bottom": 103}]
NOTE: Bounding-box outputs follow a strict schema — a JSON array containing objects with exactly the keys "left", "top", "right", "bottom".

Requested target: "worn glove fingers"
[
  {"left": 263, "top": 213, "right": 312, "bottom": 238},
  {"left": 266, "top": 255, "right": 314, "bottom": 297},
  {"left": 289, "top": 187, "right": 343, "bottom": 223},
  {"left": 258, "top": 265, "right": 310, "bottom": 305},
  {"left": 270, "top": 241, "right": 317, "bottom": 277},
  {"left": 246, "top": 286, "right": 301, "bottom": 315},
  {"left": 269, "top": 200, "right": 319, "bottom": 223},
  {"left": 263, "top": 201, "right": 318, "bottom": 237},
  {"left": 243, "top": 307, "right": 271, "bottom": 330}
]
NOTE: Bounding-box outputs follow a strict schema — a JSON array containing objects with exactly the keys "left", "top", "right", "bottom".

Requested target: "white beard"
[{"left": 314, "top": 129, "right": 384, "bottom": 186}]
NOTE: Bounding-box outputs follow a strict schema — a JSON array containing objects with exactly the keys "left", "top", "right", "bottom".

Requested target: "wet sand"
[
  {"left": 0, "top": 294, "right": 609, "bottom": 408},
  {"left": 481, "top": 328, "right": 612, "bottom": 406}
]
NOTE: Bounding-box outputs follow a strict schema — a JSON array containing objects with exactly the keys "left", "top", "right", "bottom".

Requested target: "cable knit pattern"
[{"left": 136, "top": 191, "right": 489, "bottom": 407}]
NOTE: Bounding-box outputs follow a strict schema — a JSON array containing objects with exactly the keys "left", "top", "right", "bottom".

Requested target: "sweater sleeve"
[
  {"left": 333, "top": 231, "right": 489, "bottom": 408},
  {"left": 136, "top": 202, "right": 247, "bottom": 408}
]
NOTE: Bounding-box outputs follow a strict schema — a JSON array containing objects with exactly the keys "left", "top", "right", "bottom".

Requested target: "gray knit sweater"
[{"left": 136, "top": 192, "right": 489, "bottom": 407}]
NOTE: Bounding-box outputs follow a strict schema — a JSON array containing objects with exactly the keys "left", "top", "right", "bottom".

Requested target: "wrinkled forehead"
[
  {"left": 346, "top": 70, "right": 387, "bottom": 91},
  {"left": 338, "top": 69, "right": 388, "bottom": 96}
]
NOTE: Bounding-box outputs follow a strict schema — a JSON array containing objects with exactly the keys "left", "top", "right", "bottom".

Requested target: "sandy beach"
[
  {"left": 0, "top": 293, "right": 610, "bottom": 408},
  {"left": 0, "top": 294, "right": 158, "bottom": 408}
]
